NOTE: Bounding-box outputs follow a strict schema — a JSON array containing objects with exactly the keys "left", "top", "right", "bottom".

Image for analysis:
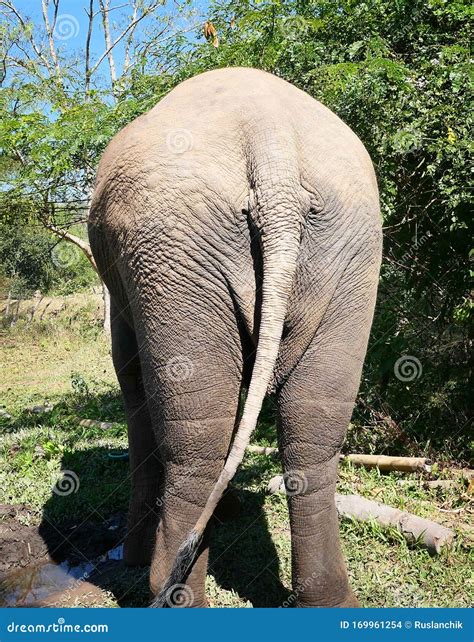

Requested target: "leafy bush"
[
  {"left": 0, "top": 222, "right": 97, "bottom": 298},
  {"left": 136, "top": 0, "right": 470, "bottom": 461}
]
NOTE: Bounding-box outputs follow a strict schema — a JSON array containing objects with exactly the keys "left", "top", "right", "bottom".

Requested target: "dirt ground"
[{"left": 0, "top": 504, "right": 130, "bottom": 607}]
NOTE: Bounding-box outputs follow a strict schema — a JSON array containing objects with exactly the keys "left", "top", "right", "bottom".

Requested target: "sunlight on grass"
[{"left": 0, "top": 307, "right": 472, "bottom": 607}]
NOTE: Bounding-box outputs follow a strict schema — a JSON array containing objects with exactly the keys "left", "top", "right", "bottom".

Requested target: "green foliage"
[
  {"left": 144, "top": 0, "right": 469, "bottom": 461},
  {"left": 0, "top": 222, "right": 97, "bottom": 297},
  {"left": 0, "top": 0, "right": 470, "bottom": 459},
  {"left": 0, "top": 223, "right": 57, "bottom": 296}
]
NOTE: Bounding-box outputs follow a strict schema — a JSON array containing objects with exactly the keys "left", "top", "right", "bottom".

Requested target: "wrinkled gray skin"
[{"left": 89, "top": 67, "right": 382, "bottom": 608}]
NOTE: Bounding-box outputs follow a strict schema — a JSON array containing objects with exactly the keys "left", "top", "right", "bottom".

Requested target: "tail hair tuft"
[{"left": 150, "top": 529, "right": 202, "bottom": 608}]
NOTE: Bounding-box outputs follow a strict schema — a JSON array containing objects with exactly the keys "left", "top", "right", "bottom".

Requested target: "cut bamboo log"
[
  {"left": 247, "top": 446, "right": 431, "bottom": 473},
  {"left": 247, "top": 445, "right": 279, "bottom": 455},
  {"left": 425, "top": 480, "right": 457, "bottom": 490},
  {"left": 335, "top": 493, "right": 453, "bottom": 554},
  {"left": 75, "top": 417, "right": 434, "bottom": 474},
  {"left": 344, "top": 454, "right": 431, "bottom": 473}
]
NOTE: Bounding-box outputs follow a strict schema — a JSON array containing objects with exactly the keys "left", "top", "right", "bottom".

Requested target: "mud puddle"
[{"left": 0, "top": 505, "right": 128, "bottom": 607}]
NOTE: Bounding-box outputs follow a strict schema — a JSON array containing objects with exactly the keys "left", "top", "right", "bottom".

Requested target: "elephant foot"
[
  {"left": 337, "top": 591, "right": 360, "bottom": 608},
  {"left": 295, "top": 590, "right": 360, "bottom": 608}
]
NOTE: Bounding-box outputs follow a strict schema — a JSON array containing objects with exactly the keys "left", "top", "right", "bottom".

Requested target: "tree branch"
[
  {"left": 84, "top": 0, "right": 94, "bottom": 96},
  {"left": 98, "top": 0, "right": 117, "bottom": 89},
  {"left": 123, "top": 0, "right": 138, "bottom": 74},
  {"left": 42, "top": 219, "right": 98, "bottom": 273},
  {"left": 0, "top": 0, "right": 53, "bottom": 74},
  {"left": 41, "top": 0, "right": 65, "bottom": 90},
  {"left": 89, "top": 1, "right": 163, "bottom": 79}
]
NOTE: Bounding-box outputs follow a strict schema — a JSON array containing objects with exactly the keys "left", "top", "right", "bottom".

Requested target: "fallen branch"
[
  {"left": 247, "top": 445, "right": 278, "bottom": 455},
  {"left": 247, "top": 446, "right": 431, "bottom": 473},
  {"left": 267, "top": 476, "right": 454, "bottom": 554},
  {"left": 71, "top": 419, "right": 437, "bottom": 475},
  {"left": 335, "top": 493, "right": 453, "bottom": 554},
  {"left": 425, "top": 480, "right": 457, "bottom": 490}
]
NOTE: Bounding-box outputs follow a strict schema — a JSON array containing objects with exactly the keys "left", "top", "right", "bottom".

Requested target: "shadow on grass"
[
  {"left": 34, "top": 442, "right": 289, "bottom": 608},
  {"left": 209, "top": 486, "right": 290, "bottom": 607}
]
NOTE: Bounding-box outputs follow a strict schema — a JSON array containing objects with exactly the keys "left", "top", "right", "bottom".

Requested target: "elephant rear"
[{"left": 88, "top": 67, "right": 381, "bottom": 608}]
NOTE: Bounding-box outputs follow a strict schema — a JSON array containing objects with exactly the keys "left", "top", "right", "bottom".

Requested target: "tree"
[
  {"left": 0, "top": 0, "right": 201, "bottom": 330},
  {"left": 0, "top": 0, "right": 470, "bottom": 458},
  {"left": 135, "top": 0, "right": 470, "bottom": 458}
]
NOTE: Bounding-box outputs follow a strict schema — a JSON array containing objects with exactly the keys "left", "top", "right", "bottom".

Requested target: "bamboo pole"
[
  {"left": 344, "top": 454, "right": 431, "bottom": 473},
  {"left": 247, "top": 446, "right": 432, "bottom": 473}
]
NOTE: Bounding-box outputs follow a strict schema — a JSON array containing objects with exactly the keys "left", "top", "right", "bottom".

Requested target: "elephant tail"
[{"left": 152, "top": 131, "right": 307, "bottom": 608}]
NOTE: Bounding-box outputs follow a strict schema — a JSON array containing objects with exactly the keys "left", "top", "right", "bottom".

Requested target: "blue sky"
[{"left": 12, "top": 0, "right": 210, "bottom": 81}]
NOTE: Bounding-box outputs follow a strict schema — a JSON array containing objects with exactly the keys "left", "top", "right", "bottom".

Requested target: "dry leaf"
[
  {"left": 203, "top": 21, "right": 219, "bottom": 48},
  {"left": 369, "top": 487, "right": 384, "bottom": 498},
  {"left": 204, "top": 21, "right": 216, "bottom": 39}
]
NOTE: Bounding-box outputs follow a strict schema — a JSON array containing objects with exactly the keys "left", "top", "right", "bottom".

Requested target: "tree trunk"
[
  {"left": 28, "top": 290, "right": 43, "bottom": 324},
  {"left": 43, "top": 223, "right": 112, "bottom": 335},
  {"left": 5, "top": 289, "right": 12, "bottom": 318}
]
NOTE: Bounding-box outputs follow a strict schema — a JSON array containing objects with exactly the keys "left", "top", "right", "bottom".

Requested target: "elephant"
[{"left": 88, "top": 67, "right": 382, "bottom": 608}]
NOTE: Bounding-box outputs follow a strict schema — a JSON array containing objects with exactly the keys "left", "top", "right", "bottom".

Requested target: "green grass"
[{"left": 0, "top": 299, "right": 472, "bottom": 607}]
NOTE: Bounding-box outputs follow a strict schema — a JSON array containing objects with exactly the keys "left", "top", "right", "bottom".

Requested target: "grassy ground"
[{"left": 0, "top": 296, "right": 472, "bottom": 608}]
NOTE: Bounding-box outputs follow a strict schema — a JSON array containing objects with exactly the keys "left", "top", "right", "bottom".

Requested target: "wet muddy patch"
[{"left": 0, "top": 505, "right": 149, "bottom": 607}]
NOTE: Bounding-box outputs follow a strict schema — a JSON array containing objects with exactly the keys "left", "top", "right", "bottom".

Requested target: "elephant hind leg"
[
  {"left": 130, "top": 283, "right": 245, "bottom": 606},
  {"left": 276, "top": 252, "right": 379, "bottom": 608},
  {"left": 110, "top": 299, "right": 162, "bottom": 567}
]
